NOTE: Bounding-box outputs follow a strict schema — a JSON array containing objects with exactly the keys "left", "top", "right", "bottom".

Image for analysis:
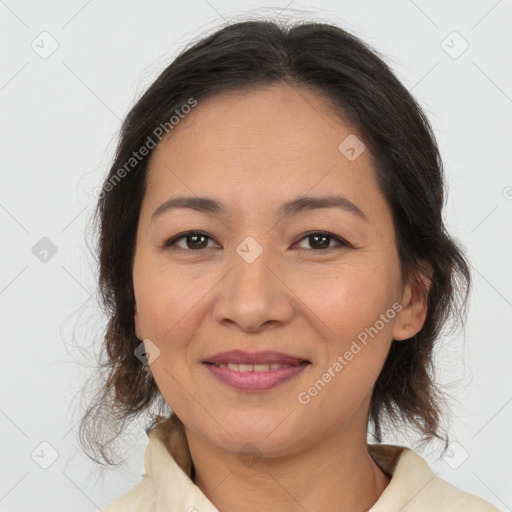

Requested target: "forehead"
[{"left": 144, "top": 84, "right": 384, "bottom": 217}]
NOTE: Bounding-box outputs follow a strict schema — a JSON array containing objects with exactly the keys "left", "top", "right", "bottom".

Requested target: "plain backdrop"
[{"left": 1, "top": 1, "right": 511, "bottom": 510}]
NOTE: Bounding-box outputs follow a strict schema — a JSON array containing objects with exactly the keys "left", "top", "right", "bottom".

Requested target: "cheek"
[
  {"left": 133, "top": 251, "right": 211, "bottom": 341},
  {"left": 132, "top": 254, "right": 221, "bottom": 410},
  {"left": 290, "top": 257, "right": 400, "bottom": 392},
  {"left": 133, "top": 263, "right": 201, "bottom": 411},
  {"left": 292, "top": 258, "right": 400, "bottom": 340},
  {"left": 294, "top": 274, "right": 397, "bottom": 421}
]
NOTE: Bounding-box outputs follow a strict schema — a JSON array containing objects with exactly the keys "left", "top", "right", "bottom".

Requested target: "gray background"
[{"left": 1, "top": 0, "right": 511, "bottom": 510}]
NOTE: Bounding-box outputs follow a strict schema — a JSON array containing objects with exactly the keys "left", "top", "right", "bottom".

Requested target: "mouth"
[
  {"left": 201, "top": 349, "right": 311, "bottom": 367},
  {"left": 202, "top": 361, "right": 310, "bottom": 372},
  {"left": 201, "top": 350, "right": 311, "bottom": 391}
]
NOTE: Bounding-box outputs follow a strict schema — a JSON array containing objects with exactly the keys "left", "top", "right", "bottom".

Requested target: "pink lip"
[
  {"left": 202, "top": 350, "right": 309, "bottom": 365},
  {"left": 203, "top": 362, "right": 310, "bottom": 392}
]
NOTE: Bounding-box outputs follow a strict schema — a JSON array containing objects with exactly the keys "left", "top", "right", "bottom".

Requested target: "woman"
[{"left": 82, "top": 20, "right": 501, "bottom": 511}]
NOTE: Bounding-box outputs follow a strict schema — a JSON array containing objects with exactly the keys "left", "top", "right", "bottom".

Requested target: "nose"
[{"left": 211, "top": 241, "right": 296, "bottom": 333}]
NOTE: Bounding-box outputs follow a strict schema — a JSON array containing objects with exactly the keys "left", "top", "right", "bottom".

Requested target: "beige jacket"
[{"left": 103, "top": 413, "right": 502, "bottom": 511}]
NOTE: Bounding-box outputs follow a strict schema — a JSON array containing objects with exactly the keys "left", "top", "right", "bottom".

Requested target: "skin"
[{"left": 132, "top": 84, "right": 430, "bottom": 512}]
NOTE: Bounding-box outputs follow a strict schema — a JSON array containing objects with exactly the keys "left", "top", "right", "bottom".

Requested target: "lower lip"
[{"left": 202, "top": 362, "right": 310, "bottom": 391}]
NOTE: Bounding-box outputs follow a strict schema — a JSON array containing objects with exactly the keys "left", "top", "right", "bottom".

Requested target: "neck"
[{"left": 185, "top": 420, "right": 390, "bottom": 512}]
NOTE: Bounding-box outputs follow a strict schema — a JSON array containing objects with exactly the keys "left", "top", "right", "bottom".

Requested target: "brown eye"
[
  {"left": 164, "top": 232, "right": 218, "bottom": 250},
  {"left": 295, "top": 232, "right": 350, "bottom": 251}
]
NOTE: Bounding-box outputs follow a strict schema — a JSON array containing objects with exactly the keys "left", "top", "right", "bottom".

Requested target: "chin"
[{"left": 206, "top": 416, "right": 303, "bottom": 456}]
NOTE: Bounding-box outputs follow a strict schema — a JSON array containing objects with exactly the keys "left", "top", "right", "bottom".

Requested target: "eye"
[
  {"left": 293, "top": 231, "right": 351, "bottom": 251},
  {"left": 164, "top": 231, "right": 219, "bottom": 251},
  {"left": 163, "top": 230, "right": 351, "bottom": 253}
]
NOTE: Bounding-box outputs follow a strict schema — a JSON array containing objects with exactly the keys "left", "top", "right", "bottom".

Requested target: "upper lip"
[{"left": 202, "top": 350, "right": 310, "bottom": 365}]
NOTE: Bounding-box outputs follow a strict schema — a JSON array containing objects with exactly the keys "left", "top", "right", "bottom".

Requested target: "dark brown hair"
[{"left": 79, "top": 19, "right": 470, "bottom": 466}]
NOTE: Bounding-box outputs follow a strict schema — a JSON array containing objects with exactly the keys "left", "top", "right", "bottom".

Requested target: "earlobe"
[
  {"left": 392, "top": 263, "right": 432, "bottom": 341},
  {"left": 134, "top": 302, "right": 143, "bottom": 340}
]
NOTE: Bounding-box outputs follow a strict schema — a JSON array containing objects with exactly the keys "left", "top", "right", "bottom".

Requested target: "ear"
[
  {"left": 134, "top": 302, "right": 143, "bottom": 340},
  {"left": 392, "top": 262, "right": 433, "bottom": 341}
]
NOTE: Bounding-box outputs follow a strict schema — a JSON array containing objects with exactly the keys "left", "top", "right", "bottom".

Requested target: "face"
[{"left": 132, "top": 84, "right": 426, "bottom": 457}]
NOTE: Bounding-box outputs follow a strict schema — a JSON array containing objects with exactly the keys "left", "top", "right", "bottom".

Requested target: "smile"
[
  {"left": 202, "top": 361, "right": 310, "bottom": 391},
  {"left": 209, "top": 362, "right": 298, "bottom": 371}
]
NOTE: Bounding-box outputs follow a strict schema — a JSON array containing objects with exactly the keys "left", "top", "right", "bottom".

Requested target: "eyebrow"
[{"left": 151, "top": 195, "right": 368, "bottom": 222}]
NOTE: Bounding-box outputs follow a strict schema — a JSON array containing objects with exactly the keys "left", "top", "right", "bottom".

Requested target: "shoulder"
[
  {"left": 102, "top": 476, "right": 155, "bottom": 512},
  {"left": 101, "top": 418, "right": 211, "bottom": 512},
  {"left": 369, "top": 444, "right": 503, "bottom": 512},
  {"left": 420, "top": 472, "right": 502, "bottom": 511}
]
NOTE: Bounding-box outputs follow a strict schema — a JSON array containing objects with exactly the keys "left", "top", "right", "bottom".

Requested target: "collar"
[{"left": 140, "top": 413, "right": 445, "bottom": 512}]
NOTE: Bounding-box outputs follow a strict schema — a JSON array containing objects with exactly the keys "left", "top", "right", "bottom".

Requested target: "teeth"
[{"left": 218, "top": 363, "right": 293, "bottom": 372}]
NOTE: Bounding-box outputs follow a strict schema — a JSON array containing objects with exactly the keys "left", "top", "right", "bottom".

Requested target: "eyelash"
[{"left": 163, "top": 231, "right": 352, "bottom": 253}]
